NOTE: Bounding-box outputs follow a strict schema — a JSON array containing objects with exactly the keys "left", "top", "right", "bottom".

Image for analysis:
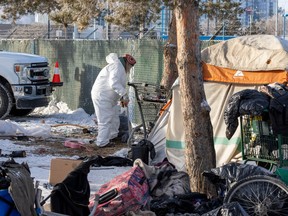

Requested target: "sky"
[
  {"left": 279, "top": 0, "right": 288, "bottom": 12},
  {"left": 0, "top": 99, "right": 131, "bottom": 212}
]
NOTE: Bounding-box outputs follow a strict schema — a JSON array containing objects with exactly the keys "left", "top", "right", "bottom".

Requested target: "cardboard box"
[{"left": 49, "top": 158, "right": 82, "bottom": 185}]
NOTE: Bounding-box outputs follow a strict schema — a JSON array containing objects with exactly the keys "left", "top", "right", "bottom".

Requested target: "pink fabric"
[
  {"left": 64, "top": 140, "right": 93, "bottom": 151},
  {"left": 89, "top": 166, "right": 150, "bottom": 216}
]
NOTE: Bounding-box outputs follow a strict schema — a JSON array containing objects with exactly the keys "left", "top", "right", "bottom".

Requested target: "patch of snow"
[{"left": 0, "top": 100, "right": 131, "bottom": 210}]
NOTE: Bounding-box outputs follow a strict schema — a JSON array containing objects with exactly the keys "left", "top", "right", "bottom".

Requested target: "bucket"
[
  {"left": 131, "top": 144, "right": 149, "bottom": 164},
  {"left": 0, "top": 189, "right": 20, "bottom": 216}
]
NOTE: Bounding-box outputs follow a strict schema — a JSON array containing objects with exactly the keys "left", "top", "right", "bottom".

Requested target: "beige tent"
[{"left": 150, "top": 35, "right": 288, "bottom": 171}]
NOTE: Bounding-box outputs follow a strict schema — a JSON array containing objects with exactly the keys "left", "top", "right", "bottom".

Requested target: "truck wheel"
[
  {"left": 0, "top": 83, "right": 13, "bottom": 119},
  {"left": 9, "top": 106, "right": 34, "bottom": 117}
]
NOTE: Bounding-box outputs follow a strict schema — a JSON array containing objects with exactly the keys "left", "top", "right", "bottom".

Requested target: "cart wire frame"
[
  {"left": 240, "top": 114, "right": 288, "bottom": 170},
  {"left": 127, "top": 82, "right": 167, "bottom": 146}
]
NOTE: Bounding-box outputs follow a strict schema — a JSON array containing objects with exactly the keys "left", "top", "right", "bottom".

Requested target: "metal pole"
[
  {"left": 94, "top": 18, "right": 96, "bottom": 40},
  {"left": 250, "top": 14, "right": 252, "bottom": 35},
  {"left": 207, "top": 18, "right": 210, "bottom": 36},
  {"left": 251, "top": 0, "right": 254, "bottom": 35},
  {"left": 206, "top": 0, "right": 210, "bottom": 35},
  {"left": 221, "top": 0, "right": 224, "bottom": 40},
  {"left": 284, "top": 15, "right": 286, "bottom": 39},
  {"left": 222, "top": 19, "right": 225, "bottom": 41},
  {"left": 161, "top": 6, "right": 164, "bottom": 38},
  {"left": 106, "top": 0, "right": 110, "bottom": 40},
  {"left": 73, "top": 23, "right": 78, "bottom": 39},
  {"left": 275, "top": 0, "right": 278, "bottom": 36},
  {"left": 47, "top": 19, "right": 50, "bottom": 39}
]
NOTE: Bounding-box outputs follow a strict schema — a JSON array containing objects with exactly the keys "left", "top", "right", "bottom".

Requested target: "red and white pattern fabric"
[{"left": 89, "top": 166, "right": 150, "bottom": 216}]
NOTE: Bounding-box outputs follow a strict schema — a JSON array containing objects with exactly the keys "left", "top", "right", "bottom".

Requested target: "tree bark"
[
  {"left": 160, "top": 13, "right": 178, "bottom": 92},
  {"left": 174, "top": 0, "right": 216, "bottom": 196}
]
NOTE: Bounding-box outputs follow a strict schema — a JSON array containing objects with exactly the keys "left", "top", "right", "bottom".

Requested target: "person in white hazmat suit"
[{"left": 91, "top": 53, "right": 137, "bottom": 147}]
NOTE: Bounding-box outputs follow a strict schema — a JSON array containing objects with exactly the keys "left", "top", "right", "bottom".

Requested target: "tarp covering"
[
  {"left": 201, "top": 35, "right": 288, "bottom": 71},
  {"left": 150, "top": 35, "right": 288, "bottom": 171}
]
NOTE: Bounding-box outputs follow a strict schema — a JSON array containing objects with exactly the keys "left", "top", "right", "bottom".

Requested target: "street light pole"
[
  {"left": 47, "top": 19, "right": 50, "bottom": 39},
  {"left": 283, "top": 13, "right": 288, "bottom": 39},
  {"left": 106, "top": 0, "right": 110, "bottom": 40},
  {"left": 275, "top": 0, "right": 278, "bottom": 36},
  {"left": 250, "top": 14, "right": 252, "bottom": 35}
]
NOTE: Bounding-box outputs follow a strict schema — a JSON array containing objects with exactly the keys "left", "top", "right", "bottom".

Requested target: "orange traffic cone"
[{"left": 52, "top": 61, "right": 61, "bottom": 83}]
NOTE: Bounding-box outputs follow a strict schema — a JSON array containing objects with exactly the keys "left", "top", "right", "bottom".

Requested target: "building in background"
[
  {"left": 238, "top": 0, "right": 276, "bottom": 26},
  {"left": 155, "top": 0, "right": 279, "bottom": 39}
]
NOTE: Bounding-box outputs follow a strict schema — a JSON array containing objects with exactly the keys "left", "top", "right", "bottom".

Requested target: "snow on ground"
[{"left": 0, "top": 99, "right": 131, "bottom": 205}]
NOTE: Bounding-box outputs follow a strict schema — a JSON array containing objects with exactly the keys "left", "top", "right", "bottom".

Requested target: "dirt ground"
[{"left": 6, "top": 126, "right": 129, "bottom": 159}]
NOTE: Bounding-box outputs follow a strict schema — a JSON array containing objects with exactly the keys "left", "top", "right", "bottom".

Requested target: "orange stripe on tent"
[
  {"left": 202, "top": 63, "right": 288, "bottom": 84},
  {"left": 159, "top": 99, "right": 172, "bottom": 116}
]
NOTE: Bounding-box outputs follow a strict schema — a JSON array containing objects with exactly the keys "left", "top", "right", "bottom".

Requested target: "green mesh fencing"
[{"left": 0, "top": 39, "right": 218, "bottom": 125}]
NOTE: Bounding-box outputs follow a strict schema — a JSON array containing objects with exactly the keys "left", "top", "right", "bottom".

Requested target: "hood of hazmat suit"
[{"left": 91, "top": 53, "right": 127, "bottom": 103}]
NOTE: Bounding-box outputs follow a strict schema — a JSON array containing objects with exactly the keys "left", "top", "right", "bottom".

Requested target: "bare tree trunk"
[
  {"left": 160, "top": 13, "right": 178, "bottom": 91},
  {"left": 174, "top": 0, "right": 216, "bottom": 196}
]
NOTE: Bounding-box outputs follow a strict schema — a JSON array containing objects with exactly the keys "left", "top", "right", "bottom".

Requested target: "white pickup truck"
[{"left": 0, "top": 51, "right": 62, "bottom": 119}]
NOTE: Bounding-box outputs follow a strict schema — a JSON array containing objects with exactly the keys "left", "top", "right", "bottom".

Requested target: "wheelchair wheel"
[{"left": 224, "top": 175, "right": 288, "bottom": 216}]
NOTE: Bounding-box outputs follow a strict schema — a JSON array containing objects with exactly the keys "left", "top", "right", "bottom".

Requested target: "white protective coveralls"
[{"left": 91, "top": 53, "right": 127, "bottom": 147}]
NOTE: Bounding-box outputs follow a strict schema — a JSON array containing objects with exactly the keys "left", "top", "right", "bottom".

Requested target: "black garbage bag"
[
  {"left": 78, "top": 155, "right": 133, "bottom": 167},
  {"left": 0, "top": 158, "right": 37, "bottom": 216},
  {"left": 201, "top": 202, "right": 249, "bottom": 216},
  {"left": 130, "top": 139, "right": 156, "bottom": 165},
  {"left": 193, "top": 197, "right": 223, "bottom": 215},
  {"left": 203, "top": 162, "right": 274, "bottom": 191},
  {"left": 50, "top": 156, "right": 99, "bottom": 216},
  {"left": 137, "top": 139, "right": 156, "bottom": 159},
  {"left": 150, "top": 193, "right": 208, "bottom": 216},
  {"left": 91, "top": 155, "right": 133, "bottom": 167},
  {"left": 118, "top": 114, "right": 130, "bottom": 143}
]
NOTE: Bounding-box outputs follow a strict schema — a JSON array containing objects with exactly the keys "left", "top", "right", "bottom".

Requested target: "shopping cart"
[
  {"left": 240, "top": 112, "right": 288, "bottom": 170},
  {"left": 223, "top": 112, "right": 288, "bottom": 215},
  {"left": 127, "top": 82, "right": 167, "bottom": 147}
]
